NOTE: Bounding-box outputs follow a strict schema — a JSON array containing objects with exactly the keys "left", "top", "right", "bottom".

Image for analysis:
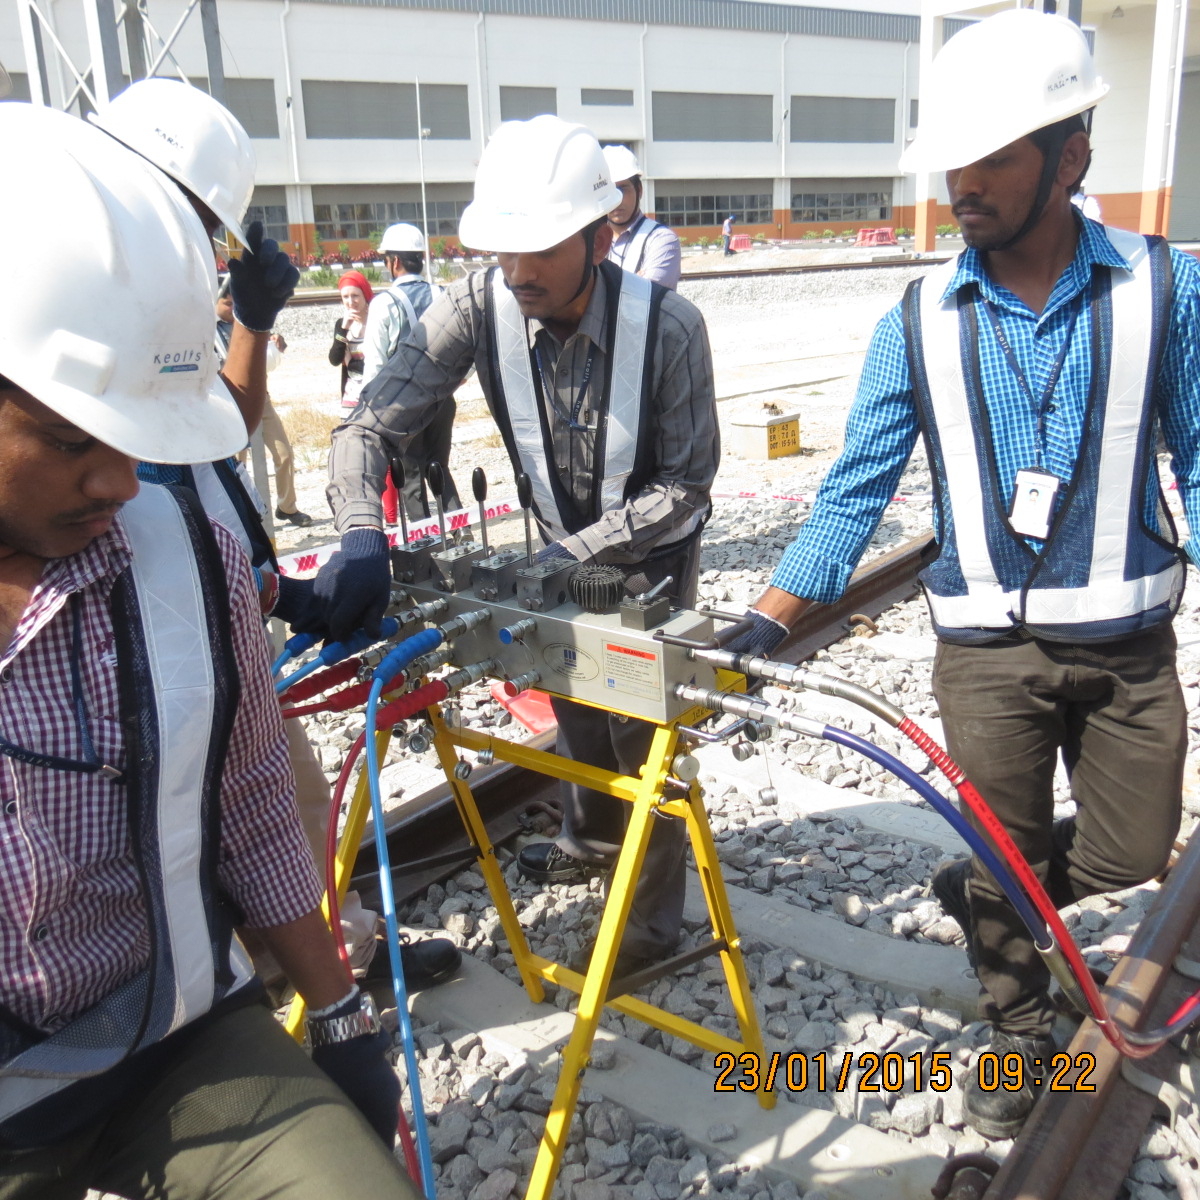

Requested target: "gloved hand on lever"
[{"left": 715, "top": 609, "right": 790, "bottom": 659}]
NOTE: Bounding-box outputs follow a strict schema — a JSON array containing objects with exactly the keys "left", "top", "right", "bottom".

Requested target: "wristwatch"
[{"left": 306, "top": 990, "right": 382, "bottom": 1047}]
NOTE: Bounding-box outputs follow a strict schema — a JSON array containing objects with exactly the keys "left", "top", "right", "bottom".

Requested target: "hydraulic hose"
[
  {"left": 365, "top": 676, "right": 436, "bottom": 1199},
  {"left": 321, "top": 731, "right": 424, "bottom": 1190},
  {"left": 278, "top": 658, "right": 362, "bottom": 705},
  {"left": 275, "top": 618, "right": 402, "bottom": 696}
]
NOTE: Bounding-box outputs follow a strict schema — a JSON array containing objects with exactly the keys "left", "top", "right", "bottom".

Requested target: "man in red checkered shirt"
[{"left": 0, "top": 109, "right": 417, "bottom": 1199}]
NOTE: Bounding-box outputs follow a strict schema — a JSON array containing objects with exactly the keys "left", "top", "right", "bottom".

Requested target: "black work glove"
[
  {"left": 227, "top": 220, "right": 300, "bottom": 333},
  {"left": 535, "top": 541, "right": 578, "bottom": 565},
  {"left": 305, "top": 527, "right": 391, "bottom": 642},
  {"left": 310, "top": 1004, "right": 400, "bottom": 1146},
  {"left": 272, "top": 575, "right": 324, "bottom": 633},
  {"left": 716, "top": 609, "right": 790, "bottom": 658}
]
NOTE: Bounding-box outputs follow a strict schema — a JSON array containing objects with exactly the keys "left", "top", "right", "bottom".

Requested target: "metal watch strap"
[{"left": 306, "top": 992, "right": 382, "bottom": 1047}]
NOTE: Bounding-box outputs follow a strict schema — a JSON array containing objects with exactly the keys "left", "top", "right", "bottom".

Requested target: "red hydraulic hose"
[
  {"left": 375, "top": 679, "right": 450, "bottom": 728},
  {"left": 897, "top": 717, "right": 1166, "bottom": 1058},
  {"left": 278, "top": 657, "right": 361, "bottom": 703},
  {"left": 283, "top": 668, "right": 418, "bottom": 721},
  {"left": 321, "top": 729, "right": 424, "bottom": 1190}
]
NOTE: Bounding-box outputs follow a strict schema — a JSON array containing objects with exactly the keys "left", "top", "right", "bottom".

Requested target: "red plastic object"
[
  {"left": 730, "top": 234, "right": 752, "bottom": 251},
  {"left": 854, "top": 228, "right": 898, "bottom": 247},
  {"left": 489, "top": 682, "right": 557, "bottom": 734}
]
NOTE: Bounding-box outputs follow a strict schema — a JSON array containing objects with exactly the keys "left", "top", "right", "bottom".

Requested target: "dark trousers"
[
  {"left": 931, "top": 625, "right": 1185, "bottom": 1035},
  {"left": 550, "top": 539, "right": 702, "bottom": 958},
  {"left": 0, "top": 1005, "right": 416, "bottom": 1200},
  {"left": 399, "top": 398, "right": 461, "bottom": 520}
]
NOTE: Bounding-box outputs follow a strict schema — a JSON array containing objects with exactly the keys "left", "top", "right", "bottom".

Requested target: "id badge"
[{"left": 1009, "top": 469, "right": 1060, "bottom": 540}]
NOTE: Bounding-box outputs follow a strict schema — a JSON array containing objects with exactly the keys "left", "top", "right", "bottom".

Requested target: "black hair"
[
  {"left": 386, "top": 250, "right": 426, "bottom": 275},
  {"left": 1030, "top": 112, "right": 1092, "bottom": 191},
  {"left": 581, "top": 215, "right": 608, "bottom": 259},
  {"left": 0, "top": 374, "right": 12, "bottom": 391}
]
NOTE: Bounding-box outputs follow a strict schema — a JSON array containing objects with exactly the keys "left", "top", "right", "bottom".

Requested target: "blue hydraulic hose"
[
  {"left": 274, "top": 618, "right": 402, "bottom": 695},
  {"left": 365, "top": 677, "right": 436, "bottom": 1199},
  {"left": 822, "top": 724, "right": 1051, "bottom": 949},
  {"left": 272, "top": 631, "right": 319, "bottom": 678},
  {"left": 372, "top": 628, "right": 444, "bottom": 683}
]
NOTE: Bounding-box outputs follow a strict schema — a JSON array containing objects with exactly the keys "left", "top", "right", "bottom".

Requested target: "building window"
[
  {"left": 656, "top": 182, "right": 773, "bottom": 227},
  {"left": 224, "top": 79, "right": 278, "bottom": 138},
  {"left": 909, "top": 97, "right": 918, "bottom": 128},
  {"left": 790, "top": 96, "right": 895, "bottom": 144},
  {"left": 499, "top": 86, "right": 557, "bottom": 121},
  {"left": 242, "top": 186, "right": 290, "bottom": 242},
  {"left": 582, "top": 88, "right": 634, "bottom": 106},
  {"left": 313, "top": 198, "right": 471, "bottom": 242},
  {"left": 790, "top": 179, "right": 892, "bottom": 223},
  {"left": 302, "top": 81, "right": 469, "bottom": 140},
  {"left": 653, "top": 92, "right": 772, "bottom": 142}
]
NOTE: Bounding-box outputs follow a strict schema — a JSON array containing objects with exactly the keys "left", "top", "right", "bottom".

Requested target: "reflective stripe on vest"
[
  {"left": 385, "top": 285, "right": 419, "bottom": 359},
  {"left": 189, "top": 460, "right": 255, "bottom": 562},
  {"left": 911, "top": 227, "right": 1181, "bottom": 634},
  {"left": 614, "top": 216, "right": 661, "bottom": 275},
  {"left": 489, "top": 266, "right": 654, "bottom": 540},
  {"left": 0, "top": 487, "right": 250, "bottom": 1122}
]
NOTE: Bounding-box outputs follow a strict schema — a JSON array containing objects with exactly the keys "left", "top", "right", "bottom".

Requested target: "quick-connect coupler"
[
  {"left": 405, "top": 646, "right": 455, "bottom": 678},
  {"left": 394, "top": 597, "right": 450, "bottom": 628},
  {"left": 498, "top": 618, "right": 537, "bottom": 645},
  {"left": 502, "top": 670, "right": 541, "bottom": 696},
  {"left": 438, "top": 609, "right": 491, "bottom": 641},
  {"left": 443, "top": 658, "right": 499, "bottom": 693},
  {"left": 673, "top": 683, "right": 826, "bottom": 738}
]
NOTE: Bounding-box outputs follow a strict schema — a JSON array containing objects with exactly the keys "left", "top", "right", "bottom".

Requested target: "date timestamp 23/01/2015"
[{"left": 713, "top": 1050, "right": 1097, "bottom": 1094}]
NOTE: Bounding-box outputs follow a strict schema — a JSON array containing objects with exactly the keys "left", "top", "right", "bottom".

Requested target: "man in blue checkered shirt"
[{"left": 725, "top": 10, "right": 1199, "bottom": 1139}]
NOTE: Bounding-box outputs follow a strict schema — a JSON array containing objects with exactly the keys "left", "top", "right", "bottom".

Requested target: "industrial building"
[{"left": 4, "top": 0, "right": 1200, "bottom": 254}]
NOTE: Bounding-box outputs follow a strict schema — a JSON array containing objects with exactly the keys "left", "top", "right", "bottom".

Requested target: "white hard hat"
[
  {"left": 602, "top": 145, "right": 641, "bottom": 185},
  {"left": 459, "top": 116, "right": 622, "bottom": 253},
  {"left": 379, "top": 223, "right": 426, "bottom": 253},
  {"left": 0, "top": 106, "right": 246, "bottom": 464},
  {"left": 899, "top": 9, "right": 1108, "bottom": 176},
  {"left": 90, "top": 78, "right": 256, "bottom": 242}
]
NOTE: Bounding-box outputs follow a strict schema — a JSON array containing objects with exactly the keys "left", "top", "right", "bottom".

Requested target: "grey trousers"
[
  {"left": 0, "top": 1005, "right": 417, "bottom": 1200},
  {"left": 400, "top": 398, "right": 461, "bottom": 520},
  {"left": 931, "top": 624, "right": 1185, "bottom": 1036},
  {"left": 550, "top": 539, "right": 701, "bottom": 958}
]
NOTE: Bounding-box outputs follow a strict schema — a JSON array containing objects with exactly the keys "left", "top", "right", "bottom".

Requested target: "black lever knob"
[
  {"left": 426, "top": 461, "right": 445, "bottom": 501},
  {"left": 472, "top": 467, "right": 488, "bottom": 503},
  {"left": 390, "top": 456, "right": 405, "bottom": 491},
  {"left": 517, "top": 473, "right": 533, "bottom": 511}
]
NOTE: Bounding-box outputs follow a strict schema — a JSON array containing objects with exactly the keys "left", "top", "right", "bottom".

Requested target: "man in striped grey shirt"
[{"left": 314, "top": 116, "right": 719, "bottom": 973}]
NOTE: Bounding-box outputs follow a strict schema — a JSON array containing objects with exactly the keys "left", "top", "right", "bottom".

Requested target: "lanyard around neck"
[
  {"left": 534, "top": 341, "right": 598, "bottom": 432},
  {"left": 0, "top": 594, "right": 123, "bottom": 781},
  {"left": 981, "top": 294, "right": 1083, "bottom": 470}
]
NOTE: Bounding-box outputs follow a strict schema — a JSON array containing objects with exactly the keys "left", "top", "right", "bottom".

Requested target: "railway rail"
[
  {"left": 324, "top": 531, "right": 1199, "bottom": 1199},
  {"left": 284, "top": 254, "right": 953, "bottom": 307}
]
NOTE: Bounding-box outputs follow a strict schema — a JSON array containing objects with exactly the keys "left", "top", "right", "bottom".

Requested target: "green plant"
[
  {"left": 802, "top": 230, "right": 820, "bottom": 240},
  {"left": 752, "top": 232, "right": 767, "bottom": 243},
  {"left": 430, "top": 237, "right": 448, "bottom": 259},
  {"left": 360, "top": 265, "right": 386, "bottom": 285},
  {"left": 337, "top": 242, "right": 351, "bottom": 262},
  {"left": 697, "top": 235, "right": 712, "bottom": 250},
  {"left": 435, "top": 259, "right": 458, "bottom": 283},
  {"left": 894, "top": 227, "right": 912, "bottom": 238},
  {"left": 937, "top": 223, "right": 960, "bottom": 236},
  {"left": 302, "top": 266, "right": 339, "bottom": 288},
  {"left": 822, "top": 229, "right": 836, "bottom": 240},
  {"left": 311, "top": 229, "right": 324, "bottom": 259}
]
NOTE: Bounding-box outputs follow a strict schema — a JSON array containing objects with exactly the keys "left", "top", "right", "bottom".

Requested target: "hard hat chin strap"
[
  {"left": 568, "top": 223, "right": 602, "bottom": 305},
  {"left": 994, "top": 124, "right": 1072, "bottom": 253}
]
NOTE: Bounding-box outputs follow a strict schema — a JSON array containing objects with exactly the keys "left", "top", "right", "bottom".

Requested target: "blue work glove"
[
  {"left": 226, "top": 220, "right": 300, "bottom": 333},
  {"left": 310, "top": 1000, "right": 400, "bottom": 1147},
  {"left": 716, "top": 609, "right": 790, "bottom": 658},
  {"left": 272, "top": 575, "right": 324, "bottom": 632},
  {"left": 305, "top": 527, "right": 391, "bottom": 642},
  {"left": 535, "top": 541, "right": 578, "bottom": 565}
]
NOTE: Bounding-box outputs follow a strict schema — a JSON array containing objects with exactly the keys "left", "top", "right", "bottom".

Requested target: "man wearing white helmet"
[
  {"left": 362, "top": 222, "right": 462, "bottom": 520},
  {"left": 0, "top": 107, "right": 414, "bottom": 1197},
  {"left": 312, "top": 116, "right": 719, "bottom": 974},
  {"left": 602, "top": 145, "right": 682, "bottom": 290},
  {"left": 720, "top": 10, "right": 1200, "bottom": 1138}
]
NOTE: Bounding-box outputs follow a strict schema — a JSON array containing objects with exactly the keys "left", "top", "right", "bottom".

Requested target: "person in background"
[
  {"left": 722, "top": 213, "right": 737, "bottom": 256},
  {"left": 602, "top": 145, "right": 681, "bottom": 290},
  {"left": 362, "top": 223, "right": 461, "bottom": 522},
  {"left": 330, "top": 269, "right": 374, "bottom": 410},
  {"left": 0, "top": 103, "right": 414, "bottom": 1196}
]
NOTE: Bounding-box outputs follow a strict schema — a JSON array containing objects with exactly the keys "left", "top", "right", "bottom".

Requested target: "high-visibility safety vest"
[
  {"left": 0, "top": 485, "right": 250, "bottom": 1132},
  {"left": 610, "top": 215, "right": 664, "bottom": 276},
  {"left": 182, "top": 459, "right": 276, "bottom": 571},
  {"left": 902, "top": 226, "right": 1186, "bottom": 644},
  {"left": 485, "top": 260, "right": 679, "bottom": 542}
]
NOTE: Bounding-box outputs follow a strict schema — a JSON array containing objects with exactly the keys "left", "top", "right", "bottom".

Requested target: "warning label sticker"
[{"left": 602, "top": 642, "right": 661, "bottom": 701}]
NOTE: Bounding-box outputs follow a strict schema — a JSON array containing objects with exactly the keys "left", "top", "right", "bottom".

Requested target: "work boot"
[
  {"left": 963, "top": 1029, "right": 1057, "bottom": 1139},
  {"left": 275, "top": 506, "right": 313, "bottom": 528},
  {"left": 366, "top": 934, "right": 461, "bottom": 990},
  {"left": 932, "top": 858, "right": 977, "bottom": 968},
  {"left": 517, "top": 841, "right": 604, "bottom": 884}
]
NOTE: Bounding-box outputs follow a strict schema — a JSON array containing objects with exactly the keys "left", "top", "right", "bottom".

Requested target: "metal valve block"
[{"left": 431, "top": 542, "right": 488, "bottom": 593}]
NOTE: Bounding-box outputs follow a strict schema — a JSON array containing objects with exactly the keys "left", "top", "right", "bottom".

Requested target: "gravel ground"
[{"left": 270, "top": 266, "right": 1200, "bottom": 1200}]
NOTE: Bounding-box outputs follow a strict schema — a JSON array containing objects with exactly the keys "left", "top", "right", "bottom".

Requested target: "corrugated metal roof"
[{"left": 292, "top": 0, "right": 921, "bottom": 42}]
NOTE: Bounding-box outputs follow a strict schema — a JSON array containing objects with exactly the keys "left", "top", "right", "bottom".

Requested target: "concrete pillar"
[
  {"left": 83, "top": 0, "right": 122, "bottom": 106},
  {"left": 1139, "top": 0, "right": 1189, "bottom": 234},
  {"left": 913, "top": 11, "right": 943, "bottom": 253}
]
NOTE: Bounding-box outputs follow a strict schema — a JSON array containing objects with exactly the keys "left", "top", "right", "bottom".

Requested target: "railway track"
[
  {"left": 332, "top": 532, "right": 1199, "bottom": 1199},
  {"left": 285, "top": 254, "right": 952, "bottom": 307}
]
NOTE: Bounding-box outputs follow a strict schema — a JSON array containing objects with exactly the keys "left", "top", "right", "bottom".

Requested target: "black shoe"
[
  {"left": 275, "top": 507, "right": 314, "bottom": 528},
  {"left": 517, "top": 842, "right": 603, "bottom": 884},
  {"left": 932, "top": 858, "right": 977, "bottom": 968},
  {"left": 963, "top": 1029, "right": 1057, "bottom": 1139},
  {"left": 366, "top": 935, "right": 461, "bottom": 991}
]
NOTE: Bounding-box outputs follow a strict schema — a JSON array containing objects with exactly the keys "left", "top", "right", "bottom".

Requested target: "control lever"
[
  {"left": 636, "top": 575, "right": 673, "bottom": 602},
  {"left": 472, "top": 467, "right": 491, "bottom": 557},
  {"left": 517, "top": 473, "right": 535, "bottom": 567},
  {"left": 390, "top": 457, "right": 410, "bottom": 546},
  {"left": 427, "top": 461, "right": 450, "bottom": 552}
]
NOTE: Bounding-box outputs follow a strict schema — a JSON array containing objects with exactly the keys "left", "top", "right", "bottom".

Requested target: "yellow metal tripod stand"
[{"left": 287, "top": 689, "right": 774, "bottom": 1200}]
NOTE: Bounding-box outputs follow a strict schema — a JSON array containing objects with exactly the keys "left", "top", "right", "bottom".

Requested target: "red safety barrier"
[{"left": 854, "top": 227, "right": 898, "bottom": 247}]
